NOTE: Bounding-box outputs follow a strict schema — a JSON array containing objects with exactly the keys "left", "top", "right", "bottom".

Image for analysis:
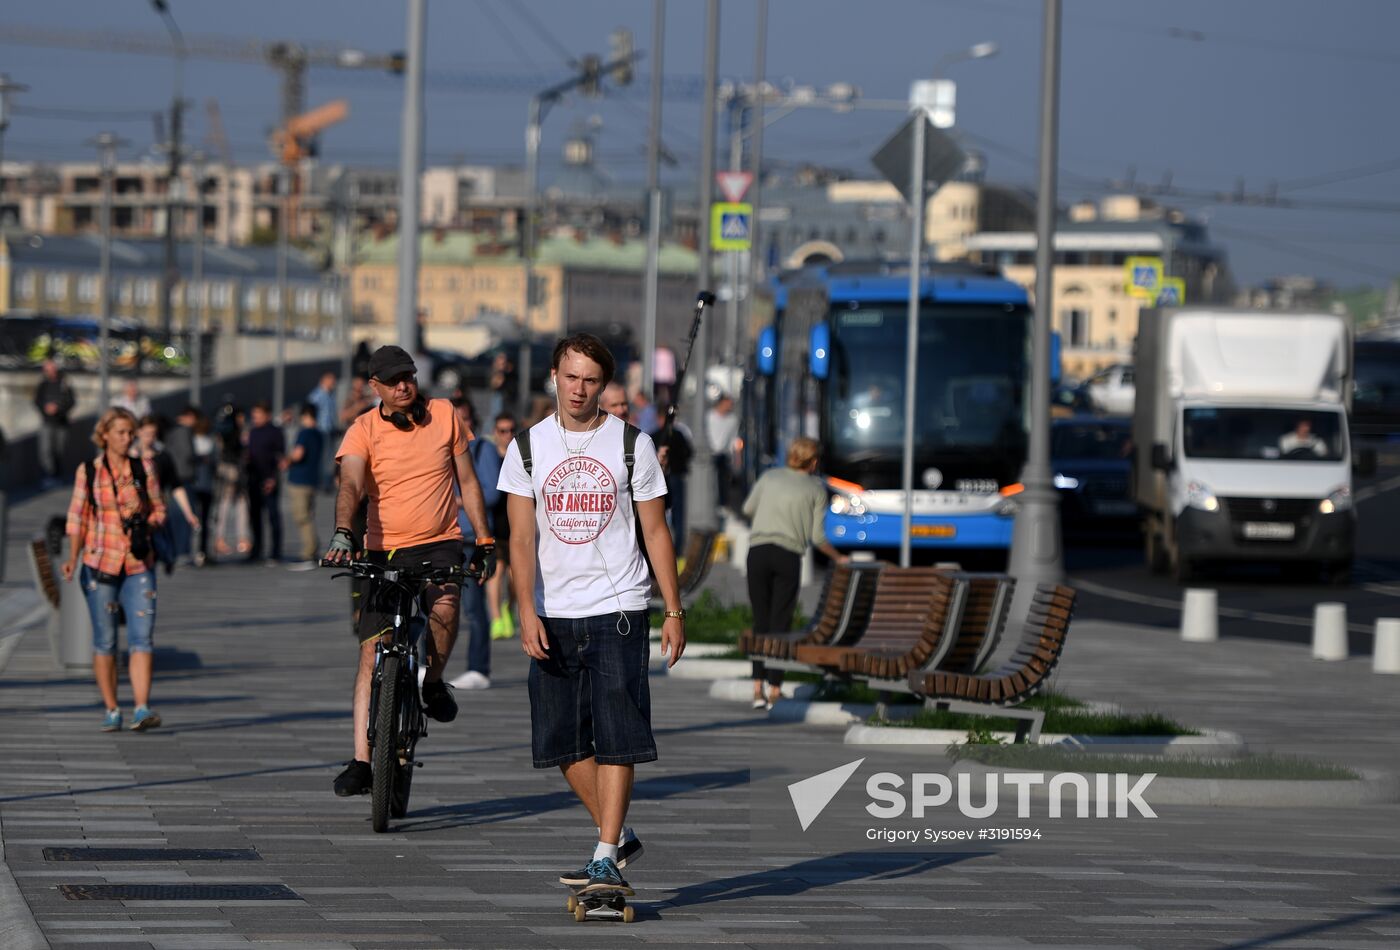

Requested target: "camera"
[{"left": 123, "top": 512, "right": 152, "bottom": 561}]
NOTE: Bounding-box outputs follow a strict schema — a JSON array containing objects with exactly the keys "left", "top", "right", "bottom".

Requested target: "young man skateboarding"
[{"left": 498, "top": 333, "right": 686, "bottom": 896}]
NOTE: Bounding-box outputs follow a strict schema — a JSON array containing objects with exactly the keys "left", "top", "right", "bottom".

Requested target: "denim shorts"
[
  {"left": 80, "top": 566, "right": 156, "bottom": 656},
  {"left": 528, "top": 611, "right": 655, "bottom": 769}
]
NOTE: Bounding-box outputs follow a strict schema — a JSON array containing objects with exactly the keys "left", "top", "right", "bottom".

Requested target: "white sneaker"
[
  {"left": 287, "top": 560, "right": 318, "bottom": 572},
  {"left": 449, "top": 670, "right": 491, "bottom": 690}
]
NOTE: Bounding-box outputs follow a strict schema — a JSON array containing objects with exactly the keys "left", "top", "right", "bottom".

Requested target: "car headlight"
[
  {"left": 830, "top": 493, "right": 866, "bottom": 517},
  {"left": 1319, "top": 486, "right": 1352, "bottom": 515},
  {"left": 1052, "top": 473, "right": 1080, "bottom": 490},
  {"left": 1185, "top": 481, "right": 1219, "bottom": 512}
]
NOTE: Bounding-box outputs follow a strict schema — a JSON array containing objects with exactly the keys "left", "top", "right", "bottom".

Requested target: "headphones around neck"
[{"left": 381, "top": 397, "right": 428, "bottom": 432}]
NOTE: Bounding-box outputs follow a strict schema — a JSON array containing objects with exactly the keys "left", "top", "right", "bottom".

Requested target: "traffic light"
[
  {"left": 609, "top": 28, "right": 634, "bottom": 87},
  {"left": 579, "top": 54, "right": 602, "bottom": 97}
]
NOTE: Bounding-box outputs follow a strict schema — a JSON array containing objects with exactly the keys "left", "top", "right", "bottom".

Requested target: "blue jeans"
[
  {"left": 528, "top": 611, "right": 654, "bottom": 768},
  {"left": 80, "top": 566, "right": 156, "bottom": 655},
  {"left": 462, "top": 575, "right": 490, "bottom": 677}
]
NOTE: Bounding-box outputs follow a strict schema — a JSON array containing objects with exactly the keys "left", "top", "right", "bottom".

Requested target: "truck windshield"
[
  {"left": 827, "top": 304, "right": 1029, "bottom": 456},
  {"left": 1182, "top": 407, "right": 1344, "bottom": 462}
]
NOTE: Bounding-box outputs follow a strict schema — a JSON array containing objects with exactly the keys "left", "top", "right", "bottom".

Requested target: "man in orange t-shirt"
[{"left": 324, "top": 345, "right": 495, "bottom": 798}]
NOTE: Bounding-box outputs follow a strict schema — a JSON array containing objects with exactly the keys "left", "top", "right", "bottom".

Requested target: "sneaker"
[
  {"left": 333, "top": 760, "right": 373, "bottom": 797},
  {"left": 751, "top": 697, "right": 769, "bottom": 710},
  {"left": 420, "top": 680, "right": 458, "bottom": 723},
  {"left": 129, "top": 706, "right": 161, "bottom": 731},
  {"left": 449, "top": 670, "right": 491, "bottom": 690},
  {"left": 559, "top": 861, "right": 593, "bottom": 886},
  {"left": 100, "top": 709, "right": 121, "bottom": 732},
  {"left": 617, "top": 829, "right": 643, "bottom": 870},
  {"left": 580, "top": 857, "right": 633, "bottom": 896},
  {"left": 490, "top": 617, "right": 508, "bottom": 640},
  {"left": 287, "top": 560, "right": 318, "bottom": 572}
]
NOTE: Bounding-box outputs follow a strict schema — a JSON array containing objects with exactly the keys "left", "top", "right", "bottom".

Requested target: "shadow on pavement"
[
  {"left": 658, "top": 851, "right": 987, "bottom": 913},
  {"left": 399, "top": 768, "right": 749, "bottom": 834},
  {"left": 1218, "top": 887, "right": 1400, "bottom": 949}
]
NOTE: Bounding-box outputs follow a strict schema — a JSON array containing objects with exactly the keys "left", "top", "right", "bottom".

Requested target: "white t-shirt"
[{"left": 498, "top": 412, "right": 667, "bottom": 618}]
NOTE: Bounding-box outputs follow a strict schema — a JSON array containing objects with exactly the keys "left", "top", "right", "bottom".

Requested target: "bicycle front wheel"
[
  {"left": 370, "top": 653, "right": 400, "bottom": 833},
  {"left": 390, "top": 669, "right": 418, "bottom": 818}
]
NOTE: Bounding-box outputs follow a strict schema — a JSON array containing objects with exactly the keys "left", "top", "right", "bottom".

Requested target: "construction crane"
[
  {"left": 274, "top": 100, "right": 349, "bottom": 240},
  {"left": 0, "top": 23, "right": 402, "bottom": 133}
]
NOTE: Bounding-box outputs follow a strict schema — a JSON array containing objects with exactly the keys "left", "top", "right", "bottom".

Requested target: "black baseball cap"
[{"left": 367, "top": 345, "right": 417, "bottom": 381}]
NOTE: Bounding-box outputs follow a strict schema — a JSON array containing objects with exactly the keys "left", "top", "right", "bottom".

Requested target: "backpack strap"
[
  {"left": 515, "top": 428, "right": 533, "bottom": 478},
  {"left": 622, "top": 422, "right": 639, "bottom": 500},
  {"left": 84, "top": 459, "right": 97, "bottom": 513},
  {"left": 130, "top": 457, "right": 152, "bottom": 513}
]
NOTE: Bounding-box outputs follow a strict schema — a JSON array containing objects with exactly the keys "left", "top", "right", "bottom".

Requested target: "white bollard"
[
  {"left": 1312, "top": 602, "right": 1349, "bottom": 661},
  {"left": 1180, "top": 588, "right": 1218, "bottom": 643},
  {"left": 1373, "top": 618, "right": 1400, "bottom": 674}
]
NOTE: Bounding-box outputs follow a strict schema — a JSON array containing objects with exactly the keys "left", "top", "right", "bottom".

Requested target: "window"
[
  {"left": 321, "top": 289, "right": 339, "bottom": 313},
  {"left": 210, "top": 283, "right": 232, "bottom": 309},
  {"left": 267, "top": 287, "right": 281, "bottom": 312},
  {"left": 1060, "top": 308, "right": 1089, "bottom": 347},
  {"left": 1107, "top": 308, "right": 1118, "bottom": 323},
  {"left": 78, "top": 275, "right": 98, "bottom": 303},
  {"left": 185, "top": 283, "right": 200, "bottom": 307},
  {"left": 295, "top": 288, "right": 316, "bottom": 315},
  {"left": 45, "top": 273, "right": 68, "bottom": 302},
  {"left": 244, "top": 286, "right": 261, "bottom": 311},
  {"left": 135, "top": 280, "right": 156, "bottom": 306}
]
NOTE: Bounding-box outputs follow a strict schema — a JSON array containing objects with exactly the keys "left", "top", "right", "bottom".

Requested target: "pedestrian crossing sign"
[
  {"left": 711, "top": 202, "right": 753, "bottom": 250},
  {"left": 1156, "top": 277, "right": 1185, "bottom": 306},
  {"left": 1124, "top": 256, "right": 1163, "bottom": 300}
]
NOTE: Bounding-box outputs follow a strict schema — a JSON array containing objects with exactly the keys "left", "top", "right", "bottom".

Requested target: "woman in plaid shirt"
[{"left": 62, "top": 408, "right": 168, "bottom": 732}]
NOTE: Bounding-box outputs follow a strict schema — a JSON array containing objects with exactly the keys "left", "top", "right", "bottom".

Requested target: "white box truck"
[{"left": 1134, "top": 307, "right": 1364, "bottom": 584}]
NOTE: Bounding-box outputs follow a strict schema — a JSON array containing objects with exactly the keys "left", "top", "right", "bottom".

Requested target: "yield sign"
[{"left": 716, "top": 170, "right": 754, "bottom": 203}]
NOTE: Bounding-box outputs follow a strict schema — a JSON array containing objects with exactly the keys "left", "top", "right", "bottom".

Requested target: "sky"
[{"left": 2, "top": 0, "right": 1399, "bottom": 288}]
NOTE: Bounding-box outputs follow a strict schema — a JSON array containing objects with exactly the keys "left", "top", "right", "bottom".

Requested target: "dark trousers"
[
  {"left": 193, "top": 490, "right": 214, "bottom": 559},
  {"left": 247, "top": 484, "right": 282, "bottom": 560},
  {"left": 665, "top": 471, "right": 687, "bottom": 552},
  {"left": 748, "top": 543, "right": 801, "bottom": 686},
  {"left": 462, "top": 575, "right": 490, "bottom": 677}
]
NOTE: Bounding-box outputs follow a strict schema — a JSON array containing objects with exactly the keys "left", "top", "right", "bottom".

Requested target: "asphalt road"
[{"left": 1065, "top": 452, "right": 1400, "bottom": 653}]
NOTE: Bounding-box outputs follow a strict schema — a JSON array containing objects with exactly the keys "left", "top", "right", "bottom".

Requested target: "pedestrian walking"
[
  {"left": 742, "top": 436, "right": 849, "bottom": 709},
  {"left": 307, "top": 371, "right": 339, "bottom": 490},
  {"left": 284, "top": 404, "right": 324, "bottom": 569},
  {"left": 33, "top": 358, "right": 75, "bottom": 487},
  {"left": 135, "top": 415, "right": 200, "bottom": 574},
  {"left": 189, "top": 412, "right": 217, "bottom": 566},
  {"left": 212, "top": 400, "right": 251, "bottom": 559},
  {"left": 244, "top": 402, "right": 284, "bottom": 564},
  {"left": 498, "top": 332, "right": 685, "bottom": 897},
  {"left": 706, "top": 394, "right": 740, "bottom": 512},
  {"left": 449, "top": 398, "right": 501, "bottom": 690},
  {"left": 111, "top": 379, "right": 152, "bottom": 419},
  {"left": 62, "top": 407, "right": 167, "bottom": 732}
]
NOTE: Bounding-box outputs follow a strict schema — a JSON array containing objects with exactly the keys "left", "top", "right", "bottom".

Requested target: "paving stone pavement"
[{"left": 1, "top": 488, "right": 1399, "bottom": 949}]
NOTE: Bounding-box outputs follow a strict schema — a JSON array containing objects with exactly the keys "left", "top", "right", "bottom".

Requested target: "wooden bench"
[
  {"left": 857, "top": 573, "right": 1014, "bottom": 694},
  {"left": 906, "top": 583, "right": 1077, "bottom": 742},
  {"left": 740, "top": 561, "right": 882, "bottom": 662},
  {"left": 791, "top": 568, "right": 965, "bottom": 678},
  {"left": 650, "top": 528, "right": 719, "bottom": 609}
]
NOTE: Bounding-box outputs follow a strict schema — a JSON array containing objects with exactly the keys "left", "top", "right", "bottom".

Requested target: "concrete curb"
[
  {"left": 843, "top": 723, "right": 1247, "bottom": 753},
  {"left": 0, "top": 812, "right": 51, "bottom": 950},
  {"left": 952, "top": 761, "right": 1400, "bottom": 809},
  {"left": 652, "top": 657, "right": 751, "bottom": 680}
]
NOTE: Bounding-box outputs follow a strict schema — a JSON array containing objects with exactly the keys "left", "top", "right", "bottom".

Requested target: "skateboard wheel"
[
  {"left": 565, "top": 895, "right": 578, "bottom": 913},
  {"left": 574, "top": 903, "right": 587, "bottom": 922},
  {"left": 623, "top": 905, "right": 635, "bottom": 923}
]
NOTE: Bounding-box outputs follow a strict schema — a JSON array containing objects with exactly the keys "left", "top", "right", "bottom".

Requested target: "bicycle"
[{"left": 324, "top": 558, "right": 473, "bottom": 832}]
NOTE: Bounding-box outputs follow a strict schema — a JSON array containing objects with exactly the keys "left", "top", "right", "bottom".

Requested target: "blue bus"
[{"left": 749, "top": 261, "right": 1052, "bottom": 560}]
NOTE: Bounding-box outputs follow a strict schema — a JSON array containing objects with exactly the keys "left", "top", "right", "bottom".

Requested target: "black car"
[
  {"left": 1352, "top": 339, "right": 1400, "bottom": 444},
  {"left": 1051, "top": 415, "right": 1139, "bottom": 535}
]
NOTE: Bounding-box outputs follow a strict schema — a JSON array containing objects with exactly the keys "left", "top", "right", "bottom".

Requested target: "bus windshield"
[{"left": 827, "top": 304, "right": 1030, "bottom": 457}]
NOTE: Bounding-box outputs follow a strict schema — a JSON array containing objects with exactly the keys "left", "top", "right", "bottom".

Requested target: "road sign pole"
[{"left": 899, "top": 110, "right": 926, "bottom": 570}]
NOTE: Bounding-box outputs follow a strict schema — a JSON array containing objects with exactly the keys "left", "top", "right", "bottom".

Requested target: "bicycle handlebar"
[{"left": 320, "top": 559, "right": 479, "bottom": 583}]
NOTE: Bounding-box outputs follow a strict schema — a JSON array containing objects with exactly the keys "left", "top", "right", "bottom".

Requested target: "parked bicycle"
[{"left": 323, "top": 558, "right": 475, "bottom": 832}]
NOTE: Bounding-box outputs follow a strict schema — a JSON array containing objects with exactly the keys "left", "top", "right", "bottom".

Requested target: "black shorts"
[{"left": 352, "top": 539, "right": 464, "bottom": 644}]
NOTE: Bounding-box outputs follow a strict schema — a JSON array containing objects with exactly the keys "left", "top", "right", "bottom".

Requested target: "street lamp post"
[
  {"left": 0, "top": 74, "right": 30, "bottom": 180},
  {"left": 188, "top": 151, "right": 206, "bottom": 407},
  {"left": 89, "top": 132, "right": 127, "bottom": 411},
  {"left": 150, "top": 0, "right": 185, "bottom": 338},
  {"left": 1006, "top": 0, "right": 1065, "bottom": 594}
]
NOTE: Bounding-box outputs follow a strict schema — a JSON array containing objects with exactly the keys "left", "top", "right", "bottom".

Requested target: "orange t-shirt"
[{"left": 336, "top": 397, "right": 471, "bottom": 550}]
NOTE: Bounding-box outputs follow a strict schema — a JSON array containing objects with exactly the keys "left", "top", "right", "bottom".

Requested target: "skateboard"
[{"left": 564, "top": 883, "right": 635, "bottom": 923}]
